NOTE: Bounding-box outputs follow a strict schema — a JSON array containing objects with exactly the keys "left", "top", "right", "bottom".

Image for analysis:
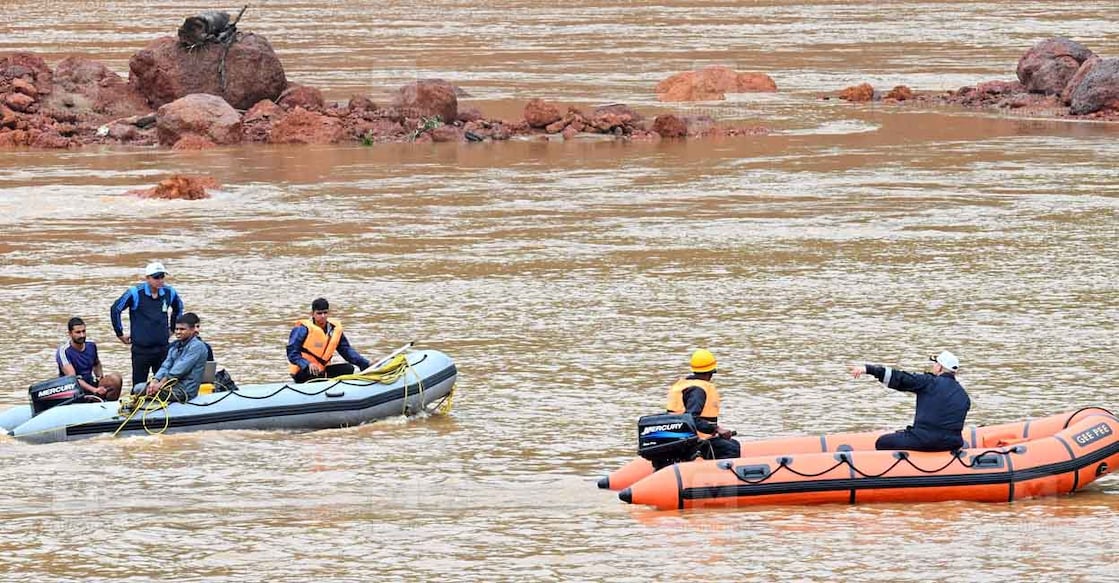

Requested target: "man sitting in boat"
[
  {"left": 287, "top": 298, "right": 371, "bottom": 383},
  {"left": 850, "top": 350, "right": 972, "bottom": 452},
  {"left": 666, "top": 349, "right": 741, "bottom": 459},
  {"left": 56, "top": 316, "right": 105, "bottom": 398},
  {"left": 136, "top": 312, "right": 210, "bottom": 402}
]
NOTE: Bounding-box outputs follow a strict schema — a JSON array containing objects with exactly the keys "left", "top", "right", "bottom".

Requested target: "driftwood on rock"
[{"left": 178, "top": 7, "right": 245, "bottom": 48}]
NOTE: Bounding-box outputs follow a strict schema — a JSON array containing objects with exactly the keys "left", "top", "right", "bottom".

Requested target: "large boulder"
[
  {"left": 656, "top": 66, "right": 777, "bottom": 102},
  {"left": 523, "top": 98, "right": 562, "bottom": 128},
  {"left": 1016, "top": 37, "right": 1095, "bottom": 95},
  {"left": 44, "top": 56, "right": 150, "bottom": 118},
  {"left": 155, "top": 93, "right": 242, "bottom": 145},
  {"left": 1069, "top": 58, "right": 1119, "bottom": 115},
  {"left": 1061, "top": 56, "right": 1100, "bottom": 105},
  {"left": 391, "top": 79, "right": 458, "bottom": 122},
  {"left": 129, "top": 34, "right": 287, "bottom": 109}
]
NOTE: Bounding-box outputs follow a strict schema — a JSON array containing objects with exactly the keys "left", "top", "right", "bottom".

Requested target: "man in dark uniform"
[
  {"left": 110, "top": 261, "right": 184, "bottom": 386},
  {"left": 666, "top": 349, "right": 741, "bottom": 459},
  {"left": 850, "top": 350, "right": 971, "bottom": 451}
]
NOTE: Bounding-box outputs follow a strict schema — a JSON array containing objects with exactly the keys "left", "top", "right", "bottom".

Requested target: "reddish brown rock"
[
  {"left": 1069, "top": 58, "right": 1119, "bottom": 115},
  {"left": 392, "top": 79, "right": 458, "bottom": 122},
  {"left": 155, "top": 93, "right": 242, "bottom": 146},
  {"left": 268, "top": 107, "right": 345, "bottom": 144},
  {"left": 1016, "top": 37, "right": 1095, "bottom": 95},
  {"left": 0, "top": 105, "right": 17, "bottom": 128},
  {"left": 430, "top": 124, "right": 462, "bottom": 143},
  {"left": 171, "top": 135, "right": 217, "bottom": 150},
  {"left": 10, "top": 78, "right": 37, "bottom": 98},
  {"left": 129, "top": 175, "right": 219, "bottom": 199},
  {"left": 347, "top": 95, "right": 377, "bottom": 114},
  {"left": 243, "top": 99, "right": 282, "bottom": 123},
  {"left": 1061, "top": 56, "right": 1101, "bottom": 105},
  {"left": 523, "top": 98, "right": 562, "bottom": 128},
  {"left": 974, "top": 80, "right": 1022, "bottom": 95},
  {"left": 592, "top": 103, "right": 643, "bottom": 121},
  {"left": 655, "top": 66, "right": 777, "bottom": 102},
  {"left": 0, "top": 53, "right": 53, "bottom": 94},
  {"left": 884, "top": 85, "right": 913, "bottom": 101},
  {"left": 839, "top": 83, "right": 874, "bottom": 102},
  {"left": 561, "top": 126, "right": 578, "bottom": 140},
  {"left": 456, "top": 107, "right": 484, "bottom": 123},
  {"left": 31, "top": 130, "right": 70, "bottom": 149},
  {"left": 3, "top": 92, "right": 35, "bottom": 113},
  {"left": 128, "top": 34, "right": 287, "bottom": 109},
  {"left": 277, "top": 83, "right": 324, "bottom": 111},
  {"left": 544, "top": 119, "right": 566, "bottom": 134},
  {"left": 47, "top": 56, "right": 151, "bottom": 119},
  {"left": 652, "top": 114, "right": 687, "bottom": 138}
]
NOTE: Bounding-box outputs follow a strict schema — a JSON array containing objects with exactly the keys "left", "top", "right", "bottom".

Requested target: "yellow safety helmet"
[{"left": 690, "top": 349, "right": 717, "bottom": 373}]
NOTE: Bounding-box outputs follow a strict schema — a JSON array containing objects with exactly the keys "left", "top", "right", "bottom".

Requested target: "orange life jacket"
[
  {"left": 288, "top": 318, "right": 343, "bottom": 375},
  {"left": 665, "top": 377, "right": 720, "bottom": 438}
]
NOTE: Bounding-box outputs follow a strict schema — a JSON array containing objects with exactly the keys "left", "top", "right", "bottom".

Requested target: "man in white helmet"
[{"left": 850, "top": 350, "right": 971, "bottom": 452}]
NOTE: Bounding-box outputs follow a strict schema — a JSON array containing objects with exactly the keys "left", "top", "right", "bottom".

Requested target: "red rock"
[
  {"left": 155, "top": 93, "right": 242, "bottom": 146},
  {"left": 456, "top": 107, "right": 484, "bottom": 123},
  {"left": 49, "top": 56, "right": 151, "bottom": 119},
  {"left": 592, "top": 103, "right": 643, "bottom": 121},
  {"left": 430, "top": 125, "right": 461, "bottom": 143},
  {"left": 839, "top": 83, "right": 875, "bottom": 102},
  {"left": 652, "top": 114, "right": 687, "bottom": 138},
  {"left": 523, "top": 98, "right": 562, "bottom": 128},
  {"left": 171, "top": 135, "right": 217, "bottom": 150},
  {"left": 0, "top": 105, "right": 16, "bottom": 128},
  {"left": 1061, "top": 56, "right": 1100, "bottom": 105},
  {"left": 11, "top": 78, "right": 36, "bottom": 97},
  {"left": 974, "top": 80, "right": 1022, "bottom": 95},
  {"left": 884, "top": 85, "right": 913, "bottom": 100},
  {"left": 0, "top": 52, "right": 53, "bottom": 94},
  {"left": 561, "top": 126, "right": 578, "bottom": 140},
  {"left": 1017, "top": 37, "right": 1095, "bottom": 95},
  {"left": 277, "top": 83, "right": 324, "bottom": 111},
  {"left": 1069, "top": 58, "right": 1119, "bottom": 115},
  {"left": 128, "top": 34, "right": 287, "bottom": 109},
  {"left": 656, "top": 66, "right": 777, "bottom": 102},
  {"left": 129, "top": 175, "right": 218, "bottom": 199},
  {"left": 31, "top": 130, "right": 70, "bottom": 149},
  {"left": 243, "top": 99, "right": 282, "bottom": 123},
  {"left": 347, "top": 95, "right": 377, "bottom": 113},
  {"left": 391, "top": 79, "right": 457, "bottom": 123},
  {"left": 3, "top": 92, "right": 35, "bottom": 112},
  {"left": 544, "top": 119, "right": 566, "bottom": 133},
  {"left": 268, "top": 107, "right": 345, "bottom": 144}
]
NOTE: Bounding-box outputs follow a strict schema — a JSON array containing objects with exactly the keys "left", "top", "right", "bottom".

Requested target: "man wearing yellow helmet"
[{"left": 664, "top": 349, "right": 741, "bottom": 459}]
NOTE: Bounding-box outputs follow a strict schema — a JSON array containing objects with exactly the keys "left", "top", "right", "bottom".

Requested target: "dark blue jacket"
[
  {"left": 867, "top": 365, "right": 971, "bottom": 448},
  {"left": 110, "top": 283, "right": 183, "bottom": 352}
]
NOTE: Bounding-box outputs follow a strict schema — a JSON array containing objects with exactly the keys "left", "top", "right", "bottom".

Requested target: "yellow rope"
[
  {"left": 436, "top": 383, "right": 455, "bottom": 415},
  {"left": 113, "top": 379, "right": 175, "bottom": 436}
]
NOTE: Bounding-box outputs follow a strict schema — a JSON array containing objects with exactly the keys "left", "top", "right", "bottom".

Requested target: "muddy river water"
[{"left": 1, "top": 1, "right": 1116, "bottom": 580}]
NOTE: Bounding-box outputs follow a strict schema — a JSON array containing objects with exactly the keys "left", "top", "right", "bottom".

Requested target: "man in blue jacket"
[
  {"left": 110, "top": 261, "right": 184, "bottom": 386},
  {"left": 850, "top": 350, "right": 971, "bottom": 452},
  {"left": 140, "top": 312, "right": 209, "bottom": 402}
]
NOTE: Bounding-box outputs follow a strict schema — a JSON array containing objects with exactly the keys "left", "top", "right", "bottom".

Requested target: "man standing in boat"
[
  {"left": 140, "top": 312, "right": 209, "bottom": 402},
  {"left": 287, "top": 298, "right": 371, "bottom": 383},
  {"left": 666, "top": 349, "right": 741, "bottom": 459},
  {"left": 850, "top": 350, "right": 972, "bottom": 451},
  {"left": 109, "top": 261, "right": 184, "bottom": 387}
]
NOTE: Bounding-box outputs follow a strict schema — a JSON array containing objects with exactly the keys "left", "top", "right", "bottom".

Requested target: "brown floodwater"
[{"left": 1, "top": 1, "right": 1117, "bottom": 581}]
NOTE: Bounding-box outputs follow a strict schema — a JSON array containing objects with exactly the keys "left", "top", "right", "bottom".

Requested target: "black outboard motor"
[
  {"left": 29, "top": 375, "right": 83, "bottom": 416},
  {"left": 637, "top": 413, "right": 701, "bottom": 470}
]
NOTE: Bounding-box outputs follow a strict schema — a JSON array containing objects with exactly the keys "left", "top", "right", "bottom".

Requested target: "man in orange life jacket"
[
  {"left": 286, "top": 298, "right": 371, "bottom": 383},
  {"left": 666, "top": 349, "right": 741, "bottom": 459}
]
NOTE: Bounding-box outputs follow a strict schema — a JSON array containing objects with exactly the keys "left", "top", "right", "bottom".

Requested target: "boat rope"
[
  {"left": 726, "top": 447, "right": 1022, "bottom": 485},
  {"left": 113, "top": 378, "right": 178, "bottom": 436}
]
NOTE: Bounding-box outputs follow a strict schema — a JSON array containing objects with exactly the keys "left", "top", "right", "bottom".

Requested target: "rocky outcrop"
[
  {"left": 524, "top": 98, "right": 562, "bottom": 128},
  {"left": 129, "top": 175, "right": 219, "bottom": 199},
  {"left": 656, "top": 66, "right": 777, "bottom": 102},
  {"left": 1016, "top": 37, "right": 1095, "bottom": 95},
  {"left": 391, "top": 79, "right": 457, "bottom": 122},
  {"left": 1061, "top": 56, "right": 1100, "bottom": 105},
  {"left": 1069, "top": 58, "right": 1119, "bottom": 115},
  {"left": 47, "top": 56, "right": 150, "bottom": 118},
  {"left": 128, "top": 34, "right": 287, "bottom": 109},
  {"left": 652, "top": 114, "right": 687, "bottom": 138},
  {"left": 839, "top": 83, "right": 874, "bottom": 102},
  {"left": 277, "top": 83, "right": 324, "bottom": 111},
  {"left": 155, "top": 93, "right": 242, "bottom": 146},
  {"left": 268, "top": 107, "right": 345, "bottom": 144}
]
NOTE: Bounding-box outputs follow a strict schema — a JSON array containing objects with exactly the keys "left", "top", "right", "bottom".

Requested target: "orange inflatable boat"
[
  {"left": 618, "top": 407, "right": 1118, "bottom": 510},
  {"left": 598, "top": 407, "right": 1114, "bottom": 491}
]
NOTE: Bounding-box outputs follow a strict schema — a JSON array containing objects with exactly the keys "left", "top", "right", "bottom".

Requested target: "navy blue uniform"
[
  {"left": 866, "top": 365, "right": 971, "bottom": 451},
  {"left": 110, "top": 282, "right": 184, "bottom": 386}
]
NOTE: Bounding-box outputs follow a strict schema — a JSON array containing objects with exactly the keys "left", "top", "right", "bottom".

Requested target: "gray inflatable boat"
[{"left": 2, "top": 348, "right": 456, "bottom": 444}]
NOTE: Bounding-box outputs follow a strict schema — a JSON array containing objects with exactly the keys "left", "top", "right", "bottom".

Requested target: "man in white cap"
[
  {"left": 109, "top": 261, "right": 185, "bottom": 387},
  {"left": 849, "top": 350, "right": 971, "bottom": 452}
]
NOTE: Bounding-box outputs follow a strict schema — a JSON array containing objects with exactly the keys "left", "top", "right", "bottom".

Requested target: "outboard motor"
[
  {"left": 637, "top": 413, "right": 701, "bottom": 470},
  {"left": 29, "top": 375, "right": 83, "bottom": 416}
]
